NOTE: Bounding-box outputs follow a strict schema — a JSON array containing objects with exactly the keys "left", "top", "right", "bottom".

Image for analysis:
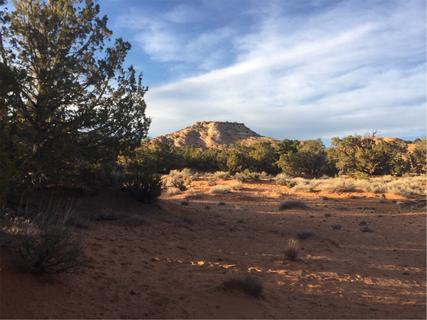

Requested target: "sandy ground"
[{"left": 0, "top": 179, "right": 426, "bottom": 319}]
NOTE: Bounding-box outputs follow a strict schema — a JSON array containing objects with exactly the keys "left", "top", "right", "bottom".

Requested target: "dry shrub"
[
  {"left": 284, "top": 239, "right": 299, "bottom": 260},
  {"left": 234, "top": 170, "right": 261, "bottom": 182},
  {"left": 210, "top": 185, "right": 232, "bottom": 194},
  {"left": 222, "top": 276, "right": 264, "bottom": 298},
  {"left": 213, "top": 171, "right": 231, "bottom": 180},
  {"left": 280, "top": 176, "right": 427, "bottom": 197},
  {"left": 162, "top": 169, "right": 193, "bottom": 191},
  {"left": 207, "top": 176, "right": 218, "bottom": 186},
  {"left": 279, "top": 199, "right": 308, "bottom": 210},
  {"left": 230, "top": 181, "right": 243, "bottom": 190},
  {"left": 321, "top": 178, "right": 359, "bottom": 192},
  {"left": 166, "top": 187, "right": 183, "bottom": 195},
  {"left": 10, "top": 206, "right": 82, "bottom": 274},
  {"left": 275, "top": 174, "right": 296, "bottom": 187}
]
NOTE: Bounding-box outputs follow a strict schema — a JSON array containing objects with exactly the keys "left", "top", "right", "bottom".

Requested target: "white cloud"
[{"left": 135, "top": 0, "right": 426, "bottom": 139}]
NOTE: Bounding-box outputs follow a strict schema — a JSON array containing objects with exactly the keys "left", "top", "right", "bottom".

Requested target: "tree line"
[{"left": 123, "top": 135, "right": 426, "bottom": 178}]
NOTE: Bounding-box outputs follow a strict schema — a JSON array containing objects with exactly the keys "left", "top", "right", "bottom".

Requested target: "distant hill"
[
  {"left": 153, "top": 121, "right": 273, "bottom": 149},
  {"left": 152, "top": 121, "right": 420, "bottom": 150}
]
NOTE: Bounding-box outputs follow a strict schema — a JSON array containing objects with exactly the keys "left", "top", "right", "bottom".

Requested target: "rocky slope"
[{"left": 153, "top": 121, "right": 269, "bottom": 148}]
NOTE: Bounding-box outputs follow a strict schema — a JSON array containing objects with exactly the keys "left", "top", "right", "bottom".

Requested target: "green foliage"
[
  {"left": 409, "top": 139, "right": 426, "bottom": 174},
  {"left": 122, "top": 172, "right": 161, "bottom": 204},
  {"left": 0, "top": 0, "right": 150, "bottom": 201},
  {"left": 277, "top": 140, "right": 332, "bottom": 178},
  {"left": 248, "top": 141, "right": 278, "bottom": 173},
  {"left": 329, "top": 135, "right": 410, "bottom": 176},
  {"left": 118, "top": 149, "right": 162, "bottom": 203}
]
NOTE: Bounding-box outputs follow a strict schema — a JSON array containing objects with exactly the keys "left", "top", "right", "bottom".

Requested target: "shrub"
[
  {"left": 321, "top": 178, "right": 358, "bottom": 193},
  {"left": 284, "top": 239, "right": 299, "bottom": 260},
  {"left": 123, "top": 172, "right": 162, "bottom": 204},
  {"left": 222, "top": 276, "right": 264, "bottom": 298},
  {"left": 234, "top": 169, "right": 261, "bottom": 182},
  {"left": 213, "top": 171, "right": 231, "bottom": 180},
  {"left": 162, "top": 169, "right": 193, "bottom": 191},
  {"left": 275, "top": 174, "right": 297, "bottom": 188},
  {"left": 279, "top": 200, "right": 308, "bottom": 210},
  {"left": 210, "top": 185, "right": 232, "bottom": 194},
  {"left": 207, "top": 175, "right": 218, "bottom": 186},
  {"left": 13, "top": 213, "right": 81, "bottom": 274}
]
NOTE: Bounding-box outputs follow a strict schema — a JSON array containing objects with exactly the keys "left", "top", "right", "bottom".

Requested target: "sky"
[{"left": 101, "top": 0, "right": 426, "bottom": 140}]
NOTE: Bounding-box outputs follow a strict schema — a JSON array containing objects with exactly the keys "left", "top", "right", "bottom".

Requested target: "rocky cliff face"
[{"left": 154, "top": 121, "right": 265, "bottom": 148}]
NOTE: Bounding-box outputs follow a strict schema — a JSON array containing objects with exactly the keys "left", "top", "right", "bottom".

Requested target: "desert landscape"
[
  {"left": 1, "top": 0, "right": 426, "bottom": 319},
  {"left": 1, "top": 172, "right": 426, "bottom": 318}
]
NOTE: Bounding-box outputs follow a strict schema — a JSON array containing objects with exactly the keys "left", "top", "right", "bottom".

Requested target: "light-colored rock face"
[{"left": 153, "top": 121, "right": 263, "bottom": 148}]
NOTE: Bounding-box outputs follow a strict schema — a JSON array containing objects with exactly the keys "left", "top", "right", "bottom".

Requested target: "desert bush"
[
  {"left": 234, "top": 169, "right": 261, "bottom": 182},
  {"left": 123, "top": 172, "right": 161, "bottom": 204},
  {"left": 213, "top": 171, "right": 231, "bottom": 180},
  {"left": 165, "top": 187, "right": 183, "bottom": 195},
  {"left": 221, "top": 276, "right": 264, "bottom": 298},
  {"left": 279, "top": 200, "right": 308, "bottom": 210},
  {"left": 230, "top": 181, "right": 243, "bottom": 190},
  {"left": 321, "top": 178, "right": 358, "bottom": 193},
  {"left": 210, "top": 185, "right": 232, "bottom": 194},
  {"left": 291, "top": 179, "right": 320, "bottom": 192},
  {"left": 284, "top": 239, "right": 299, "bottom": 260},
  {"left": 275, "top": 174, "right": 297, "bottom": 188},
  {"left": 162, "top": 169, "right": 193, "bottom": 191},
  {"left": 11, "top": 207, "right": 82, "bottom": 274},
  {"left": 207, "top": 175, "right": 218, "bottom": 186}
]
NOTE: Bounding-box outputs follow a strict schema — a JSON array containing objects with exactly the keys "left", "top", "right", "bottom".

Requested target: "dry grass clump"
[
  {"left": 320, "top": 178, "right": 359, "bottom": 192},
  {"left": 221, "top": 276, "right": 264, "bottom": 298},
  {"left": 279, "top": 199, "right": 308, "bottom": 210},
  {"left": 210, "top": 185, "right": 232, "bottom": 194},
  {"left": 234, "top": 170, "right": 269, "bottom": 182},
  {"left": 213, "top": 171, "right": 231, "bottom": 180},
  {"left": 275, "top": 174, "right": 297, "bottom": 188},
  {"left": 284, "top": 239, "right": 299, "bottom": 260},
  {"left": 381, "top": 176, "right": 426, "bottom": 196},
  {"left": 230, "top": 181, "right": 243, "bottom": 190},
  {"left": 162, "top": 169, "right": 193, "bottom": 191},
  {"left": 2, "top": 202, "right": 82, "bottom": 274}
]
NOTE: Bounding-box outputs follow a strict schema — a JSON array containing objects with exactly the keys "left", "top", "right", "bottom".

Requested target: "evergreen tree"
[{"left": 0, "top": 0, "right": 150, "bottom": 191}]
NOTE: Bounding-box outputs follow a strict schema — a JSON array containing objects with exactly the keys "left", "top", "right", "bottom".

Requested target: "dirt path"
[{"left": 1, "top": 183, "right": 426, "bottom": 318}]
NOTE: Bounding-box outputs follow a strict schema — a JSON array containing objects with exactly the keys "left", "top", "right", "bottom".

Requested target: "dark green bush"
[{"left": 123, "top": 172, "right": 161, "bottom": 204}]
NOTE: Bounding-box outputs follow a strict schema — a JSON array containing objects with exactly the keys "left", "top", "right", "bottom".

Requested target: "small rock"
[{"left": 331, "top": 224, "right": 342, "bottom": 230}]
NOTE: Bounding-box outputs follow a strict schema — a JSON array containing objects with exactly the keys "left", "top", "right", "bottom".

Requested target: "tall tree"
[{"left": 0, "top": 0, "right": 150, "bottom": 188}]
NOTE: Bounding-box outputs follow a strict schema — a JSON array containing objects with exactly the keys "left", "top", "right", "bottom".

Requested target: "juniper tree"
[{"left": 0, "top": 0, "right": 150, "bottom": 190}]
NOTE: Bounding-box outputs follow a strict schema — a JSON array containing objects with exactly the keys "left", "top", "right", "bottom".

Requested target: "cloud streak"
[{"left": 117, "top": 0, "right": 426, "bottom": 139}]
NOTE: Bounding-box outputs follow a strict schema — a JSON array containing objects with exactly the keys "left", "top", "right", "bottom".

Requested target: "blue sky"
[{"left": 101, "top": 0, "right": 426, "bottom": 140}]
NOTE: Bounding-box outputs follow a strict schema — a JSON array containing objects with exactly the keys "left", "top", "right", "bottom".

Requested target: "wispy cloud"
[{"left": 116, "top": 0, "right": 426, "bottom": 139}]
